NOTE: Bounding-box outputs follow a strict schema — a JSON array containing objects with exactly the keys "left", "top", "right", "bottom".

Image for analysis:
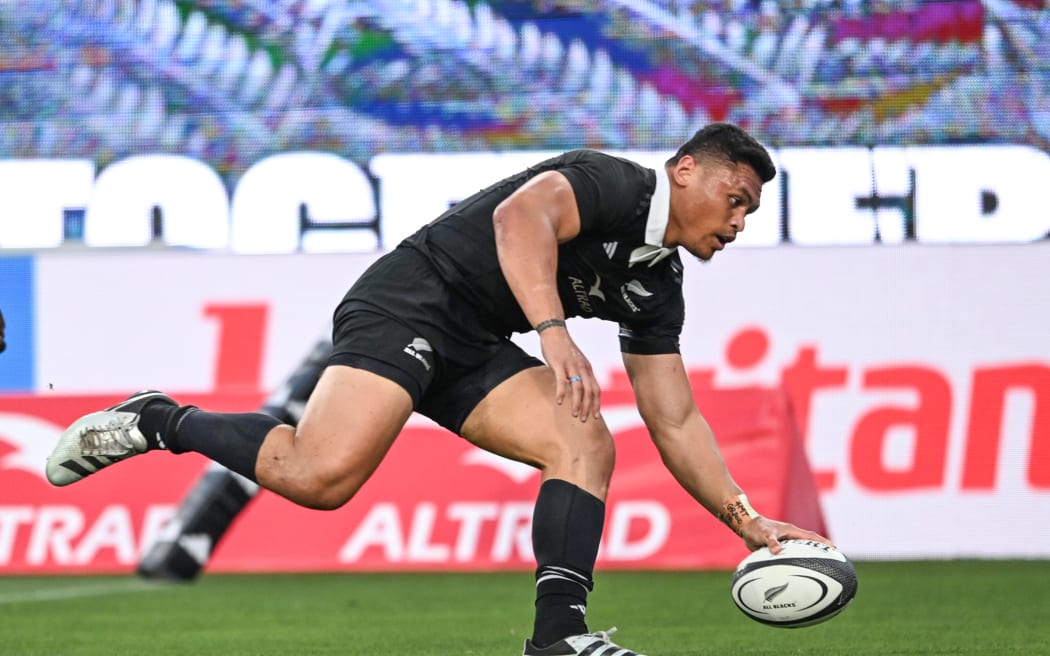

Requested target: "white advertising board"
[{"left": 5, "top": 145, "right": 1050, "bottom": 251}]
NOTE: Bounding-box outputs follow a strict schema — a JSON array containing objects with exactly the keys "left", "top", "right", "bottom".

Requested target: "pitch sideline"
[{"left": 0, "top": 578, "right": 164, "bottom": 605}]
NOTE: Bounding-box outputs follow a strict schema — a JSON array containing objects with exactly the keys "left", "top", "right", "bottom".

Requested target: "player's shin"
[
  {"left": 530, "top": 479, "right": 605, "bottom": 648},
  {"left": 142, "top": 403, "right": 279, "bottom": 483}
]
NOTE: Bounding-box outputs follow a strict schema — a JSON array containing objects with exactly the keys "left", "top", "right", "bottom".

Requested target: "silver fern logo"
[
  {"left": 403, "top": 337, "right": 433, "bottom": 371},
  {"left": 761, "top": 581, "right": 798, "bottom": 610},
  {"left": 619, "top": 279, "right": 653, "bottom": 312},
  {"left": 764, "top": 582, "right": 790, "bottom": 602}
]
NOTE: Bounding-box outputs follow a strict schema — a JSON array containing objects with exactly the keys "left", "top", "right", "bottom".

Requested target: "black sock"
[
  {"left": 139, "top": 403, "right": 279, "bottom": 482},
  {"left": 530, "top": 479, "right": 605, "bottom": 647},
  {"left": 138, "top": 401, "right": 193, "bottom": 451}
]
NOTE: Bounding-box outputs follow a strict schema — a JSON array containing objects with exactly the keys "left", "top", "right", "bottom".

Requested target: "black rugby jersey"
[{"left": 401, "top": 150, "right": 685, "bottom": 355}]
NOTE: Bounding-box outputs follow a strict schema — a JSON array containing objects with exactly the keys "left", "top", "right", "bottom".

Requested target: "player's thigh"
[
  {"left": 459, "top": 366, "right": 615, "bottom": 500},
  {"left": 294, "top": 364, "right": 414, "bottom": 474}
]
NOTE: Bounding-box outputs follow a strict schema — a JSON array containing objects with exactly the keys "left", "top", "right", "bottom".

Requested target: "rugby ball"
[{"left": 731, "top": 539, "right": 857, "bottom": 628}]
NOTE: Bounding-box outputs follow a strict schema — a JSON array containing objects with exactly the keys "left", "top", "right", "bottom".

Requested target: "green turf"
[{"left": 1, "top": 561, "right": 1048, "bottom": 655}]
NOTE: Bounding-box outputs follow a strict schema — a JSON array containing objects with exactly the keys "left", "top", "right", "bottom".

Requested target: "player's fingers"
[
  {"left": 766, "top": 534, "right": 783, "bottom": 554},
  {"left": 798, "top": 529, "right": 834, "bottom": 547},
  {"left": 779, "top": 524, "right": 833, "bottom": 547},
  {"left": 567, "top": 372, "right": 584, "bottom": 418},
  {"left": 591, "top": 379, "right": 602, "bottom": 419},
  {"left": 744, "top": 519, "right": 784, "bottom": 554},
  {"left": 578, "top": 369, "right": 601, "bottom": 422},
  {"left": 567, "top": 356, "right": 595, "bottom": 421},
  {"left": 554, "top": 370, "right": 568, "bottom": 405},
  {"left": 803, "top": 533, "right": 832, "bottom": 547},
  {"left": 774, "top": 526, "right": 835, "bottom": 552}
]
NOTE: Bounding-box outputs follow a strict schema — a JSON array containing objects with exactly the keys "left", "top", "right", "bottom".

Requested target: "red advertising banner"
[
  {"left": 9, "top": 245, "right": 1050, "bottom": 559},
  {"left": 0, "top": 384, "right": 825, "bottom": 573}
]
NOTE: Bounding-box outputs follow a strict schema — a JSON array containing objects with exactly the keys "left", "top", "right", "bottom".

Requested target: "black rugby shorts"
[{"left": 328, "top": 246, "right": 543, "bottom": 433}]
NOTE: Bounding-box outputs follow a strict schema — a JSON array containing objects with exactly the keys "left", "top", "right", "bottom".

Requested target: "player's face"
[{"left": 665, "top": 157, "right": 763, "bottom": 262}]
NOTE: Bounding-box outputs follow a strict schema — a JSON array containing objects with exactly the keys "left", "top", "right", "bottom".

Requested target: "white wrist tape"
[
  {"left": 719, "top": 494, "right": 760, "bottom": 535},
  {"left": 737, "top": 494, "right": 760, "bottom": 520}
]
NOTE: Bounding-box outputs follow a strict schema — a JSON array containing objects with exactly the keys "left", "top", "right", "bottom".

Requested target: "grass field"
[{"left": 1, "top": 561, "right": 1048, "bottom": 655}]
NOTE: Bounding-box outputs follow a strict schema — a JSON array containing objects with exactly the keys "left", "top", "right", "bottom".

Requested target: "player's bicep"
[{"left": 494, "top": 171, "right": 581, "bottom": 243}]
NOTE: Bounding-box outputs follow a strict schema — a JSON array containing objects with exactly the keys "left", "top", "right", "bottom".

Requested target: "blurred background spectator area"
[{"left": 1, "top": 0, "right": 1048, "bottom": 190}]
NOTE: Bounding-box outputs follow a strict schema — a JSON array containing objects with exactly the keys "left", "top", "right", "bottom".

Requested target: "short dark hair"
[{"left": 667, "top": 123, "right": 776, "bottom": 183}]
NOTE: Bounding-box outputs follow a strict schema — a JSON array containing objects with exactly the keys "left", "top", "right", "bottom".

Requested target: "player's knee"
[
  {"left": 582, "top": 429, "right": 616, "bottom": 477},
  {"left": 544, "top": 426, "right": 616, "bottom": 488},
  {"left": 303, "top": 491, "right": 353, "bottom": 511},
  {"left": 297, "top": 459, "right": 367, "bottom": 511},
  {"left": 298, "top": 477, "right": 361, "bottom": 511}
]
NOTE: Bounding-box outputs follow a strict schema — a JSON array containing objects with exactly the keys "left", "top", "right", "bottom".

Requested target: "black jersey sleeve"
[
  {"left": 617, "top": 302, "right": 684, "bottom": 355},
  {"left": 556, "top": 151, "right": 652, "bottom": 235}
]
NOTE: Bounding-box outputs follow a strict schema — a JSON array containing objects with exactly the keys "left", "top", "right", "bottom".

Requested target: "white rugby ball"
[{"left": 731, "top": 539, "right": 858, "bottom": 628}]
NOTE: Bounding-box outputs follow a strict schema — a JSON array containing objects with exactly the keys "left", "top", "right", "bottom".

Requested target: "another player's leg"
[
  {"left": 46, "top": 366, "right": 413, "bottom": 511},
  {"left": 460, "top": 366, "right": 648, "bottom": 656}
]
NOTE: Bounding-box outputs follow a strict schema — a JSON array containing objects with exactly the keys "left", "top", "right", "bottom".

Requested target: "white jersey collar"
[{"left": 628, "top": 168, "right": 675, "bottom": 267}]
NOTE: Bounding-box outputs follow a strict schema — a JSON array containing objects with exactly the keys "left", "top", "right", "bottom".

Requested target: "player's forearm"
[
  {"left": 650, "top": 415, "right": 749, "bottom": 520},
  {"left": 626, "top": 353, "right": 752, "bottom": 521},
  {"left": 493, "top": 205, "right": 566, "bottom": 327}
]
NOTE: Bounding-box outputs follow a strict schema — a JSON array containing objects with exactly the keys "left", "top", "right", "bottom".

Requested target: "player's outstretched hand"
[
  {"left": 740, "top": 516, "right": 833, "bottom": 554},
  {"left": 538, "top": 327, "right": 600, "bottom": 422}
]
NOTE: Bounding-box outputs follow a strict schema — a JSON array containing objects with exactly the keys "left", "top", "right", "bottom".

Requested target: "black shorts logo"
[{"left": 403, "top": 337, "right": 433, "bottom": 371}]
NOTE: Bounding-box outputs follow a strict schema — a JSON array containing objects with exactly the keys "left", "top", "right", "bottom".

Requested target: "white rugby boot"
[
  {"left": 522, "top": 627, "right": 647, "bottom": 656},
  {"left": 46, "top": 390, "right": 176, "bottom": 486}
]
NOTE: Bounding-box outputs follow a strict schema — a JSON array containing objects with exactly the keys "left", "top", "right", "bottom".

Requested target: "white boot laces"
[{"left": 80, "top": 417, "right": 137, "bottom": 456}]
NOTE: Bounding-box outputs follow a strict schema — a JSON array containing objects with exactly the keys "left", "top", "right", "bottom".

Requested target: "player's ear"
[{"left": 670, "top": 155, "right": 696, "bottom": 186}]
